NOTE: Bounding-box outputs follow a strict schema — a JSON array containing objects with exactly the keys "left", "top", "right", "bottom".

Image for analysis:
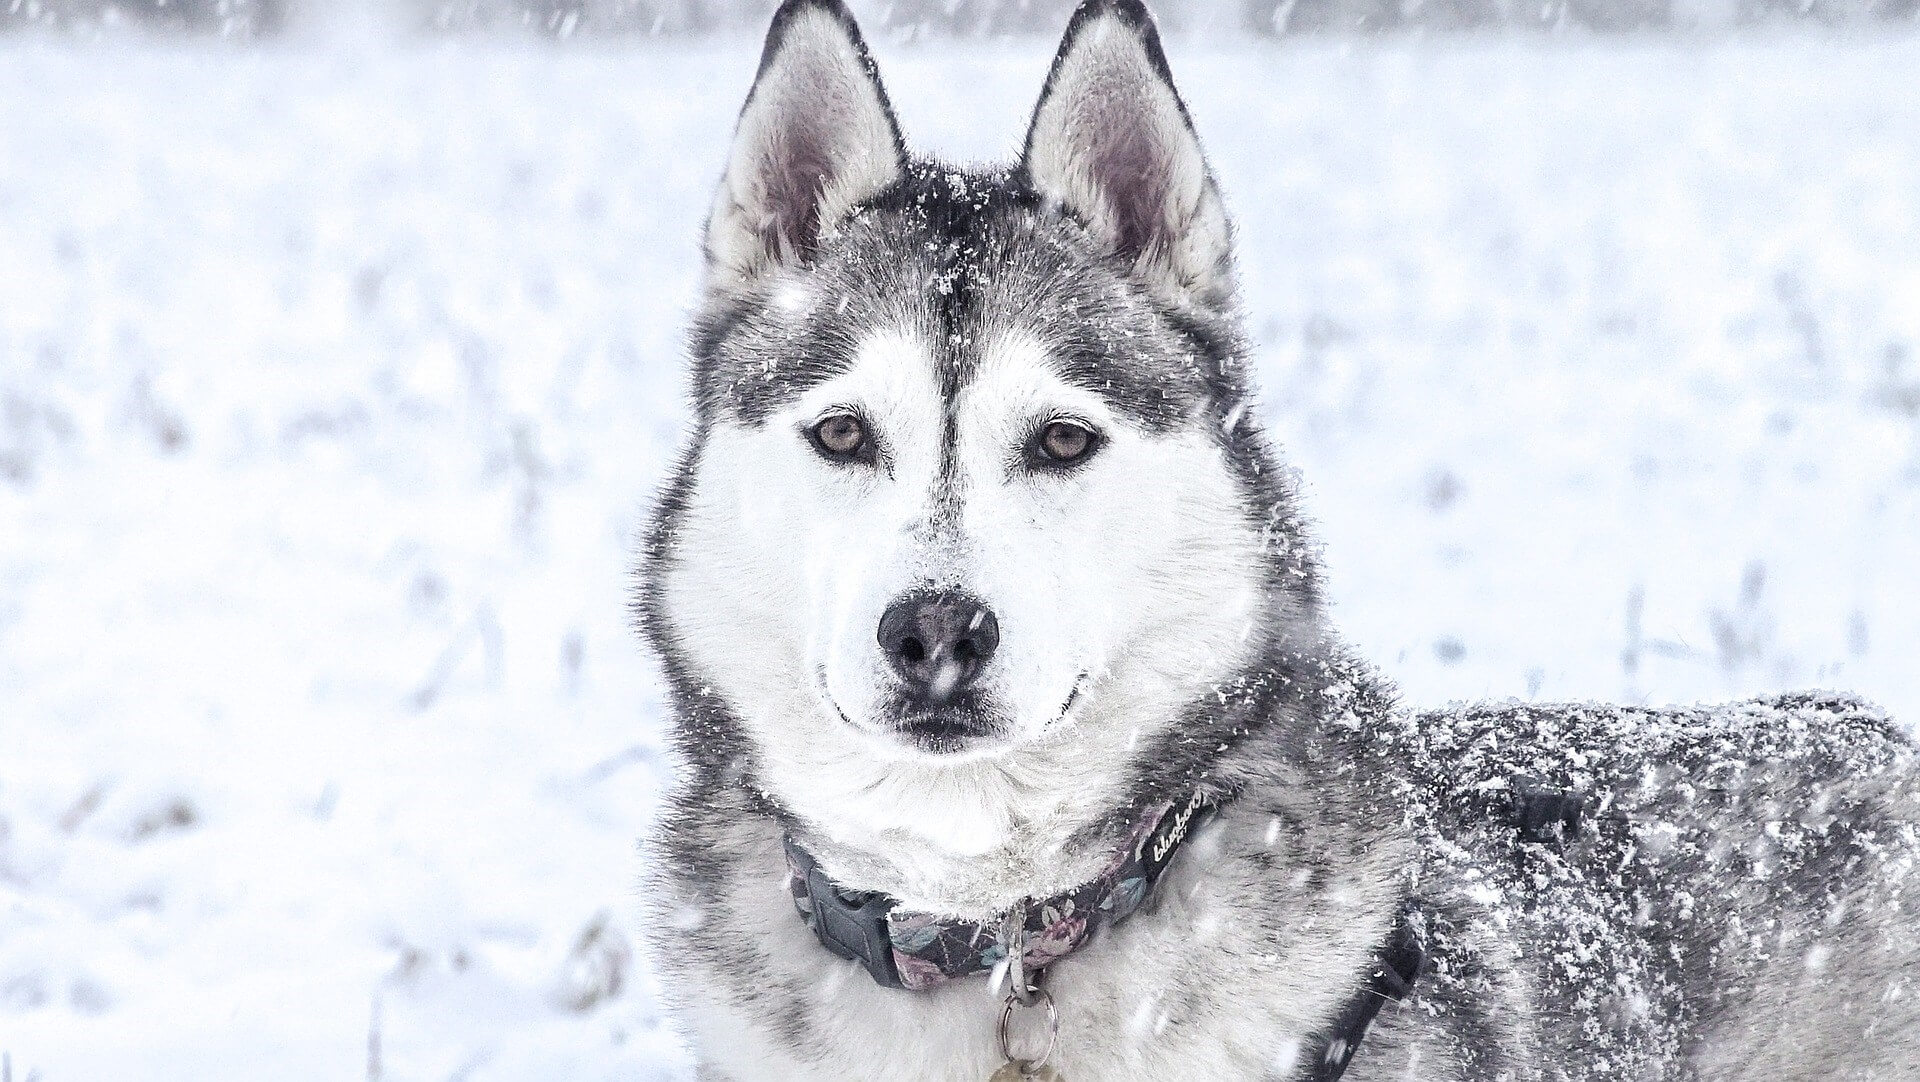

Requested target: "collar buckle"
[{"left": 784, "top": 836, "right": 903, "bottom": 988}]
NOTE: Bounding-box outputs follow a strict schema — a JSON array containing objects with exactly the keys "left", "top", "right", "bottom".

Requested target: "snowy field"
[{"left": 4, "top": 31, "right": 1919, "bottom": 1080}]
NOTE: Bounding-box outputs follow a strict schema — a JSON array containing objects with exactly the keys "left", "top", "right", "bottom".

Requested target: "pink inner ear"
[
  {"left": 1086, "top": 122, "right": 1169, "bottom": 261},
  {"left": 762, "top": 121, "right": 836, "bottom": 260}
]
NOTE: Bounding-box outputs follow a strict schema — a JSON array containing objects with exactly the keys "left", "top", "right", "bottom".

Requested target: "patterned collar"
[{"left": 782, "top": 791, "right": 1215, "bottom": 990}]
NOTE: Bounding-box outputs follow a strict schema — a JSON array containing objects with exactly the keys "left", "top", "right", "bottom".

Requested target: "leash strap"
[
  {"left": 1301, "top": 777, "right": 1578, "bottom": 1078},
  {"left": 1303, "top": 910, "right": 1427, "bottom": 1080}
]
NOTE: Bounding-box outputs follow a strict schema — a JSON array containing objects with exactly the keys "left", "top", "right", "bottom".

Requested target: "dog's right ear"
[
  {"left": 705, "top": 0, "right": 906, "bottom": 289},
  {"left": 1020, "top": 0, "right": 1233, "bottom": 311}
]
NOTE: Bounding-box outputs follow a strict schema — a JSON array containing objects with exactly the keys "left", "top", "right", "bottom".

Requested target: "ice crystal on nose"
[{"left": 929, "top": 657, "right": 964, "bottom": 702}]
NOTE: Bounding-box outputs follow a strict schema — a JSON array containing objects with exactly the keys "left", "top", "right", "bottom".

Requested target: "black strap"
[
  {"left": 1302, "top": 911, "right": 1426, "bottom": 1081},
  {"left": 1511, "top": 778, "right": 1589, "bottom": 844},
  {"left": 1296, "top": 779, "right": 1572, "bottom": 1078}
]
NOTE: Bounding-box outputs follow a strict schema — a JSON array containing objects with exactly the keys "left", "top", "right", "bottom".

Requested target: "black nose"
[{"left": 877, "top": 591, "right": 1000, "bottom": 705}]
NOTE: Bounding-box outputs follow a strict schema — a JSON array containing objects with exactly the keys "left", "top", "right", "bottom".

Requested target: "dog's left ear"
[
  {"left": 706, "top": 0, "right": 907, "bottom": 289},
  {"left": 1020, "top": 0, "right": 1233, "bottom": 310}
]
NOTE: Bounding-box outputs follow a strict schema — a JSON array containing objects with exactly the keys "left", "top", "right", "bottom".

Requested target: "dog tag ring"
[
  {"left": 988, "top": 1063, "right": 1065, "bottom": 1081},
  {"left": 992, "top": 985, "right": 1061, "bottom": 1082}
]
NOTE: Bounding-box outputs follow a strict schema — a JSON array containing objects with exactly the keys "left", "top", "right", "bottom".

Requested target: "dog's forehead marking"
[
  {"left": 789, "top": 324, "right": 1134, "bottom": 553},
  {"left": 961, "top": 327, "right": 1118, "bottom": 438},
  {"left": 795, "top": 322, "right": 1137, "bottom": 466},
  {"left": 705, "top": 169, "right": 1229, "bottom": 433},
  {"left": 804, "top": 323, "right": 1114, "bottom": 454}
]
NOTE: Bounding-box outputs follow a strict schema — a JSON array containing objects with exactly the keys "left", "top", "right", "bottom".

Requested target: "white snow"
[{"left": 2, "top": 32, "right": 1917, "bottom": 1080}]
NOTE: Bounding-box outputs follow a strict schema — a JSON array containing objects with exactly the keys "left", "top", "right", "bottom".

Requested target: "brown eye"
[
  {"left": 1034, "top": 420, "right": 1098, "bottom": 466},
  {"left": 810, "top": 412, "right": 870, "bottom": 462}
]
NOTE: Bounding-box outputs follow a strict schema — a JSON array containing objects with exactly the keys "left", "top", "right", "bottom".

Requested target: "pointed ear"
[
  {"left": 1020, "top": 0, "right": 1234, "bottom": 309},
  {"left": 706, "top": 0, "right": 906, "bottom": 288}
]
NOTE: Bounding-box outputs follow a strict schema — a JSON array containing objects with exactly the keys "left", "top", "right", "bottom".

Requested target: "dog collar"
[{"left": 783, "top": 791, "right": 1215, "bottom": 990}]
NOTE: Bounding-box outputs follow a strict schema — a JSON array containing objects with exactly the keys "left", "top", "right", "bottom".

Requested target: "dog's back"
[{"left": 1367, "top": 692, "right": 1920, "bottom": 1079}]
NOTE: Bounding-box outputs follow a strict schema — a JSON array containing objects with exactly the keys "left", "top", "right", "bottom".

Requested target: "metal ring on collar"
[
  {"left": 1007, "top": 938, "right": 1032, "bottom": 1006},
  {"left": 996, "top": 987, "right": 1059, "bottom": 1070},
  {"left": 1000, "top": 901, "right": 1037, "bottom": 1006}
]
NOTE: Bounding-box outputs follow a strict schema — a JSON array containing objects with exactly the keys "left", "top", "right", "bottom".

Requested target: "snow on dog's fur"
[{"left": 635, "top": 1, "right": 1920, "bottom": 1078}]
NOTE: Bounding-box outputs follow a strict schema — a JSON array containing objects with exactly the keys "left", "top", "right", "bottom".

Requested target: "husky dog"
[{"left": 634, "top": 1, "right": 1920, "bottom": 1077}]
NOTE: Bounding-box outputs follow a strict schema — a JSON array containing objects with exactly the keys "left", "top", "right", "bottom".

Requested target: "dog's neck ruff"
[{"left": 783, "top": 791, "right": 1214, "bottom": 991}]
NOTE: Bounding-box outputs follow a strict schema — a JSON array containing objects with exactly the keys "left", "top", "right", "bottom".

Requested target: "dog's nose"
[{"left": 877, "top": 591, "right": 999, "bottom": 705}]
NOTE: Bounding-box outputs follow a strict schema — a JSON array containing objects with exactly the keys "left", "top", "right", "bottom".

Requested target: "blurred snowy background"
[
  {"left": 2, "top": 1, "right": 1918, "bottom": 1078},
  {"left": 6, "top": 0, "right": 1920, "bottom": 35}
]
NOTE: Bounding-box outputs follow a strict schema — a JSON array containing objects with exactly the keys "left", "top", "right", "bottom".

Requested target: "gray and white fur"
[{"left": 633, "top": 1, "right": 1920, "bottom": 1077}]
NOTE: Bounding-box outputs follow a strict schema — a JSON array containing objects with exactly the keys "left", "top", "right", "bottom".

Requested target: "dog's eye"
[
  {"left": 809, "top": 412, "right": 871, "bottom": 463},
  {"left": 1032, "top": 420, "right": 1099, "bottom": 467}
]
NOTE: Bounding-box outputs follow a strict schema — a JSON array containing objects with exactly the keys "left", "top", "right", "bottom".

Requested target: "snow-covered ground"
[{"left": 3, "top": 32, "right": 1918, "bottom": 1080}]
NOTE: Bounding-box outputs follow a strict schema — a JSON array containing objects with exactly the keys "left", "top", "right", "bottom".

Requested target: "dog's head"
[{"left": 643, "top": 0, "right": 1322, "bottom": 848}]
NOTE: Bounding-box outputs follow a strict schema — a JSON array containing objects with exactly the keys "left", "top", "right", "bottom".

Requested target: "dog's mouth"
[
  {"left": 816, "top": 668, "right": 1089, "bottom": 757},
  {"left": 891, "top": 701, "right": 1000, "bottom": 754}
]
